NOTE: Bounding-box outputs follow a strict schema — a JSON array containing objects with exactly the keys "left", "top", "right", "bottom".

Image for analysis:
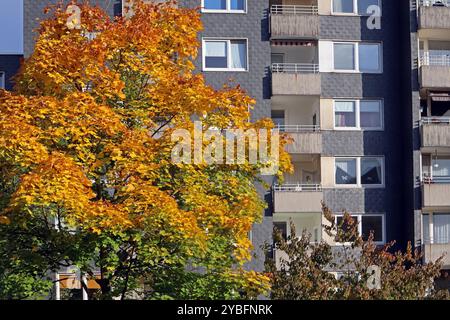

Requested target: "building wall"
[
  {"left": 23, "top": 0, "right": 115, "bottom": 58},
  {"left": 319, "top": 1, "right": 406, "bottom": 246},
  {"left": 179, "top": 0, "right": 272, "bottom": 271}
]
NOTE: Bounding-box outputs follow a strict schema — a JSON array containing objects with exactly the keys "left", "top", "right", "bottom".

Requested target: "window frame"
[
  {"left": 201, "top": 0, "right": 247, "bottom": 13},
  {"left": 334, "top": 156, "right": 385, "bottom": 188},
  {"left": 335, "top": 213, "right": 386, "bottom": 245},
  {"left": 333, "top": 99, "right": 384, "bottom": 131},
  {"left": 331, "top": 0, "right": 382, "bottom": 16},
  {"left": 332, "top": 42, "right": 383, "bottom": 74},
  {"left": 202, "top": 38, "right": 249, "bottom": 72},
  {"left": 0, "top": 72, "right": 5, "bottom": 89}
]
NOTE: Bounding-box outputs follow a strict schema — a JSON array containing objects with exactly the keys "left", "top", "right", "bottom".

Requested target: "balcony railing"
[
  {"left": 421, "top": 117, "right": 450, "bottom": 124},
  {"left": 420, "top": 52, "right": 450, "bottom": 66},
  {"left": 423, "top": 174, "right": 450, "bottom": 184},
  {"left": 270, "top": 4, "right": 318, "bottom": 15},
  {"left": 419, "top": 0, "right": 450, "bottom": 7},
  {"left": 271, "top": 63, "right": 319, "bottom": 74},
  {"left": 274, "top": 124, "right": 320, "bottom": 132},
  {"left": 423, "top": 236, "right": 450, "bottom": 244},
  {"left": 274, "top": 183, "right": 322, "bottom": 192}
]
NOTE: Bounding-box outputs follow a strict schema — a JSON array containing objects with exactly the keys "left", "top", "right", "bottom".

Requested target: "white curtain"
[
  {"left": 432, "top": 159, "right": 450, "bottom": 177},
  {"left": 333, "top": 0, "right": 354, "bottom": 13},
  {"left": 230, "top": 41, "right": 247, "bottom": 69},
  {"left": 434, "top": 214, "right": 450, "bottom": 244},
  {"left": 335, "top": 101, "right": 356, "bottom": 127},
  {"left": 205, "top": 41, "right": 227, "bottom": 57}
]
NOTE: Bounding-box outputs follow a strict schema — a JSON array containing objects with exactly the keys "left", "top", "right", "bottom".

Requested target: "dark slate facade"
[
  {"left": 0, "top": 55, "right": 22, "bottom": 90},
  {"left": 320, "top": 1, "right": 409, "bottom": 247}
]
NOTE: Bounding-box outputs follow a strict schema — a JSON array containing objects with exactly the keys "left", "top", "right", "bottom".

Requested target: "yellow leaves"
[
  {"left": 9, "top": 152, "right": 94, "bottom": 213},
  {"left": 0, "top": 2, "right": 291, "bottom": 298}
]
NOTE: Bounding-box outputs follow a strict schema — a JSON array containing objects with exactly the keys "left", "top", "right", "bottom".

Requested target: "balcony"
[
  {"left": 419, "top": 0, "right": 450, "bottom": 30},
  {"left": 276, "top": 125, "right": 322, "bottom": 154},
  {"left": 421, "top": 117, "right": 450, "bottom": 151},
  {"left": 270, "top": 4, "right": 319, "bottom": 39},
  {"left": 420, "top": 53, "right": 450, "bottom": 89},
  {"left": 271, "top": 63, "right": 321, "bottom": 95},
  {"left": 422, "top": 174, "right": 450, "bottom": 209},
  {"left": 423, "top": 244, "right": 450, "bottom": 268},
  {"left": 273, "top": 183, "right": 323, "bottom": 213}
]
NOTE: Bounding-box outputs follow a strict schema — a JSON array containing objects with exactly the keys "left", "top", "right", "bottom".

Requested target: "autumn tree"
[
  {"left": 0, "top": 0, "right": 291, "bottom": 299},
  {"left": 267, "top": 205, "right": 449, "bottom": 300}
]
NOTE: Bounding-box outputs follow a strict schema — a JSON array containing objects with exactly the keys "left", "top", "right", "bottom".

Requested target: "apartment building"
[
  {"left": 404, "top": 0, "right": 450, "bottom": 280},
  {"left": 2, "top": 0, "right": 449, "bottom": 293}
]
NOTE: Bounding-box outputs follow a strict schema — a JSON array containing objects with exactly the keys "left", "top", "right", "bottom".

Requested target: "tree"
[
  {"left": 267, "top": 204, "right": 450, "bottom": 300},
  {"left": 0, "top": 0, "right": 291, "bottom": 299}
]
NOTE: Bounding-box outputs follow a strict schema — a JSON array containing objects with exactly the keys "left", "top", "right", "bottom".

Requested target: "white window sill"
[
  {"left": 201, "top": 9, "right": 247, "bottom": 14},
  {"left": 202, "top": 68, "right": 248, "bottom": 72}
]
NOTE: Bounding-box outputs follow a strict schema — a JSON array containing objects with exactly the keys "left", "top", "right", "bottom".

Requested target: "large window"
[
  {"left": 423, "top": 213, "right": 450, "bottom": 244},
  {"left": 333, "top": 42, "right": 382, "bottom": 73},
  {"left": 336, "top": 214, "right": 385, "bottom": 244},
  {"left": 335, "top": 157, "right": 384, "bottom": 187},
  {"left": 334, "top": 100, "right": 383, "bottom": 130},
  {"left": 0, "top": 72, "right": 4, "bottom": 89},
  {"left": 335, "top": 159, "right": 357, "bottom": 185},
  {"left": 202, "top": 0, "right": 246, "bottom": 12},
  {"left": 333, "top": 0, "right": 381, "bottom": 15},
  {"left": 203, "top": 39, "right": 248, "bottom": 71}
]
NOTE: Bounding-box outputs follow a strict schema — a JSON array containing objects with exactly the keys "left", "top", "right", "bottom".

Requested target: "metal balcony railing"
[
  {"left": 421, "top": 117, "right": 450, "bottom": 124},
  {"left": 271, "top": 63, "right": 319, "bottom": 74},
  {"left": 274, "top": 124, "right": 320, "bottom": 132},
  {"left": 419, "top": 0, "right": 450, "bottom": 7},
  {"left": 420, "top": 52, "right": 450, "bottom": 66},
  {"left": 423, "top": 236, "right": 450, "bottom": 244},
  {"left": 273, "top": 183, "right": 322, "bottom": 192},
  {"left": 270, "top": 4, "right": 318, "bottom": 15},
  {"left": 423, "top": 174, "right": 450, "bottom": 183}
]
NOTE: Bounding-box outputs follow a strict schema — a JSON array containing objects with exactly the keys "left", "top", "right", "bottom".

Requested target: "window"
[
  {"left": 335, "top": 157, "right": 384, "bottom": 187},
  {"left": 332, "top": 0, "right": 381, "bottom": 15},
  {"left": 359, "top": 43, "right": 381, "bottom": 72},
  {"left": 432, "top": 157, "right": 450, "bottom": 178},
  {"left": 333, "top": 42, "right": 382, "bottom": 73},
  {"left": 335, "top": 159, "right": 357, "bottom": 185},
  {"left": 203, "top": 39, "right": 248, "bottom": 71},
  {"left": 333, "top": 0, "right": 354, "bottom": 14},
  {"left": 336, "top": 214, "right": 385, "bottom": 244},
  {"left": 423, "top": 213, "right": 450, "bottom": 244},
  {"left": 360, "top": 101, "right": 382, "bottom": 128},
  {"left": 0, "top": 72, "right": 4, "bottom": 89},
  {"left": 202, "top": 0, "right": 246, "bottom": 12},
  {"left": 334, "top": 43, "right": 355, "bottom": 70},
  {"left": 335, "top": 101, "right": 356, "bottom": 127},
  {"left": 334, "top": 100, "right": 383, "bottom": 130},
  {"left": 361, "top": 158, "right": 383, "bottom": 185}
]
